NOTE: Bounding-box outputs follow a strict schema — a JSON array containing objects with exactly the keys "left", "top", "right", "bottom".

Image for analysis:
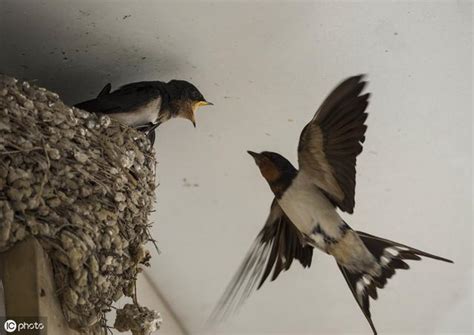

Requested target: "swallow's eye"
[
  {"left": 197, "top": 93, "right": 205, "bottom": 101},
  {"left": 189, "top": 91, "right": 199, "bottom": 100}
]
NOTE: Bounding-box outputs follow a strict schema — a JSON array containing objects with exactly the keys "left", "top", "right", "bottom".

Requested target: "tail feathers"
[
  {"left": 338, "top": 232, "right": 453, "bottom": 335},
  {"left": 338, "top": 263, "right": 378, "bottom": 334},
  {"left": 357, "top": 231, "right": 453, "bottom": 264}
]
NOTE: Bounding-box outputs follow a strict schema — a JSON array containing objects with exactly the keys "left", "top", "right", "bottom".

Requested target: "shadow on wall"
[{"left": 0, "top": 1, "right": 181, "bottom": 104}]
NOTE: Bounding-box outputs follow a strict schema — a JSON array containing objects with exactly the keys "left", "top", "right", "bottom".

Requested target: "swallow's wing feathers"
[
  {"left": 297, "top": 75, "right": 370, "bottom": 213},
  {"left": 97, "top": 83, "right": 111, "bottom": 97},
  {"left": 210, "top": 199, "right": 313, "bottom": 321},
  {"left": 75, "top": 81, "right": 164, "bottom": 115}
]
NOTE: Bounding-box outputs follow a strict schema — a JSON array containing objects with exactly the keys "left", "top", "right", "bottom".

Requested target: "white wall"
[{"left": 1, "top": 1, "right": 472, "bottom": 334}]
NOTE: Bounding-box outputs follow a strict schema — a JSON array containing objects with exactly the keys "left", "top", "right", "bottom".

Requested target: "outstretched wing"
[
  {"left": 210, "top": 199, "right": 313, "bottom": 322},
  {"left": 298, "top": 75, "right": 370, "bottom": 213}
]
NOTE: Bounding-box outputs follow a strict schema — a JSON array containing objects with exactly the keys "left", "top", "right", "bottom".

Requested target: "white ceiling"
[{"left": 1, "top": 1, "right": 472, "bottom": 334}]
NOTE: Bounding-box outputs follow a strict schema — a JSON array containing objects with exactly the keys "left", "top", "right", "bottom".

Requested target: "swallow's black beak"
[
  {"left": 247, "top": 150, "right": 263, "bottom": 162},
  {"left": 205, "top": 101, "right": 214, "bottom": 106}
]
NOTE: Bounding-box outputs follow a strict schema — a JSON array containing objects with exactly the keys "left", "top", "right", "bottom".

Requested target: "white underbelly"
[
  {"left": 110, "top": 99, "right": 160, "bottom": 127},
  {"left": 277, "top": 173, "right": 344, "bottom": 249}
]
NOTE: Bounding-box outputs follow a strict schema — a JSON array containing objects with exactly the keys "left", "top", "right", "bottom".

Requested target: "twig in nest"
[
  {"left": 146, "top": 228, "right": 161, "bottom": 255},
  {"left": 34, "top": 139, "right": 51, "bottom": 201}
]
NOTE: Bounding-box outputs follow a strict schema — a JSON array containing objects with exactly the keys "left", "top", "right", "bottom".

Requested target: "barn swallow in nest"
[
  {"left": 211, "top": 75, "right": 452, "bottom": 334},
  {"left": 75, "top": 80, "right": 212, "bottom": 145}
]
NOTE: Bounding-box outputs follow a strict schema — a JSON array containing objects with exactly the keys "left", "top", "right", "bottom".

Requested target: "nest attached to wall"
[{"left": 0, "top": 75, "right": 161, "bottom": 334}]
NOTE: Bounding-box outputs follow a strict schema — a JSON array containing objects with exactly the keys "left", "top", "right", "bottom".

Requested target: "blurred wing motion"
[
  {"left": 210, "top": 199, "right": 313, "bottom": 322},
  {"left": 298, "top": 75, "right": 370, "bottom": 213}
]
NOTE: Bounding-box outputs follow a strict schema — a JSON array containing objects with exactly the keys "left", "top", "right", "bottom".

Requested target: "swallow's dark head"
[
  {"left": 166, "top": 80, "right": 212, "bottom": 127},
  {"left": 247, "top": 151, "right": 297, "bottom": 195}
]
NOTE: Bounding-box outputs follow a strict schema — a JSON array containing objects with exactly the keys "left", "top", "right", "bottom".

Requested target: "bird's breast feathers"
[
  {"left": 277, "top": 173, "right": 345, "bottom": 250},
  {"left": 110, "top": 96, "right": 162, "bottom": 127},
  {"left": 278, "top": 173, "right": 376, "bottom": 270}
]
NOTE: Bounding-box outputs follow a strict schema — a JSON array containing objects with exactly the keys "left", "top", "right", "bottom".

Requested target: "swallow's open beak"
[
  {"left": 195, "top": 101, "right": 213, "bottom": 108},
  {"left": 190, "top": 114, "right": 196, "bottom": 128}
]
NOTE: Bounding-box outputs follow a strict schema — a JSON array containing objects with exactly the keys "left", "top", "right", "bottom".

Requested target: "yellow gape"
[{"left": 193, "top": 100, "right": 213, "bottom": 112}]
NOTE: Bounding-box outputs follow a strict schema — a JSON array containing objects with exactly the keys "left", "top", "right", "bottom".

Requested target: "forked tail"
[{"left": 337, "top": 231, "right": 453, "bottom": 335}]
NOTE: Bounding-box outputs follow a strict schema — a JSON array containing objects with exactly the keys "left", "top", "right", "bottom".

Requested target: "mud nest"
[{"left": 0, "top": 75, "right": 161, "bottom": 334}]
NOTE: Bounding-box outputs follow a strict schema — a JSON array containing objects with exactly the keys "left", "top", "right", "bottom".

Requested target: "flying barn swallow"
[
  {"left": 211, "top": 75, "right": 452, "bottom": 334},
  {"left": 75, "top": 80, "right": 212, "bottom": 145}
]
